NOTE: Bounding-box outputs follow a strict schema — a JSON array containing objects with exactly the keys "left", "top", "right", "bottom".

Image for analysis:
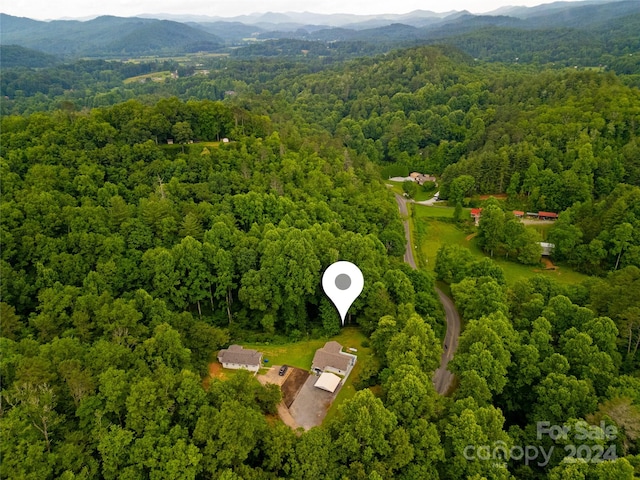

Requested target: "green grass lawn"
[
  {"left": 413, "top": 209, "right": 473, "bottom": 271},
  {"left": 413, "top": 210, "right": 590, "bottom": 285},
  {"left": 414, "top": 204, "right": 472, "bottom": 218},
  {"left": 323, "top": 329, "right": 376, "bottom": 424},
  {"left": 242, "top": 327, "right": 372, "bottom": 371},
  {"left": 242, "top": 338, "right": 324, "bottom": 370},
  {"left": 386, "top": 180, "right": 436, "bottom": 202},
  {"left": 123, "top": 71, "right": 173, "bottom": 84},
  {"left": 492, "top": 256, "right": 590, "bottom": 285}
]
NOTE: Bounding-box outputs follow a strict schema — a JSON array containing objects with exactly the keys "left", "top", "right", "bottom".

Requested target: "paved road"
[
  {"left": 393, "top": 193, "right": 460, "bottom": 395},
  {"left": 433, "top": 289, "right": 460, "bottom": 394}
]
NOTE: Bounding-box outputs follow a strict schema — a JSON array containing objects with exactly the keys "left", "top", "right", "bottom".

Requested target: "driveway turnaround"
[{"left": 288, "top": 375, "right": 339, "bottom": 430}]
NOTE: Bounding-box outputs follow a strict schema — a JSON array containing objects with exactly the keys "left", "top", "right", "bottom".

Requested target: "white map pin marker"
[{"left": 322, "top": 261, "right": 364, "bottom": 326}]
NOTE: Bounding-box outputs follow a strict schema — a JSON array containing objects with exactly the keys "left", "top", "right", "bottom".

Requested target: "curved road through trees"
[{"left": 394, "top": 193, "right": 460, "bottom": 395}]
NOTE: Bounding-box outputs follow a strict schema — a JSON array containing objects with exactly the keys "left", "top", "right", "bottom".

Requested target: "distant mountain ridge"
[
  {"left": 137, "top": 9, "right": 454, "bottom": 28},
  {"left": 0, "top": 0, "right": 638, "bottom": 59}
]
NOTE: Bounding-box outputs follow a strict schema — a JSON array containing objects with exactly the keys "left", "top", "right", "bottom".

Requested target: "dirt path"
[
  {"left": 394, "top": 193, "right": 417, "bottom": 269},
  {"left": 478, "top": 193, "right": 508, "bottom": 200},
  {"left": 276, "top": 402, "right": 300, "bottom": 431},
  {"left": 541, "top": 257, "right": 557, "bottom": 270},
  {"left": 521, "top": 218, "right": 554, "bottom": 225},
  {"left": 394, "top": 193, "right": 461, "bottom": 395}
]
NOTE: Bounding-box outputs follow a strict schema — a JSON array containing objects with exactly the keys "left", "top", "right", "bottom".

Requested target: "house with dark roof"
[
  {"left": 217, "top": 345, "right": 263, "bottom": 372},
  {"left": 311, "top": 341, "right": 357, "bottom": 377}
]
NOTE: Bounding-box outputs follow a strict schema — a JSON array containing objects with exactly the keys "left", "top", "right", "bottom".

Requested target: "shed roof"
[
  {"left": 538, "top": 211, "right": 558, "bottom": 218},
  {"left": 314, "top": 372, "right": 341, "bottom": 392},
  {"left": 218, "top": 345, "right": 262, "bottom": 366}
]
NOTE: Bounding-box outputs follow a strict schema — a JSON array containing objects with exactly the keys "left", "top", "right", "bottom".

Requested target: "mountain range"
[{"left": 0, "top": 0, "right": 638, "bottom": 60}]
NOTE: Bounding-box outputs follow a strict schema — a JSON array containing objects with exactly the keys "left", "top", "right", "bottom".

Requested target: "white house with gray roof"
[{"left": 217, "top": 345, "right": 263, "bottom": 372}]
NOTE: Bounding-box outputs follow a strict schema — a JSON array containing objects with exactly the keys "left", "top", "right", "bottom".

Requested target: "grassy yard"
[
  {"left": 242, "top": 338, "right": 324, "bottom": 370},
  {"left": 414, "top": 205, "right": 463, "bottom": 218},
  {"left": 386, "top": 180, "right": 436, "bottom": 202},
  {"left": 412, "top": 206, "right": 590, "bottom": 285},
  {"left": 242, "top": 327, "right": 372, "bottom": 371},
  {"left": 413, "top": 207, "right": 473, "bottom": 271},
  {"left": 322, "top": 362, "right": 362, "bottom": 424},
  {"left": 123, "top": 71, "right": 173, "bottom": 84}
]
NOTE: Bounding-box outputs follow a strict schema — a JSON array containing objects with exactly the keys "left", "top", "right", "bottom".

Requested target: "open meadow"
[{"left": 412, "top": 204, "right": 590, "bottom": 285}]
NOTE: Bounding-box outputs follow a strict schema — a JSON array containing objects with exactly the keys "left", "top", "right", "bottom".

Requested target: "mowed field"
[
  {"left": 385, "top": 180, "right": 437, "bottom": 202},
  {"left": 242, "top": 327, "right": 370, "bottom": 371},
  {"left": 123, "top": 71, "right": 174, "bottom": 84},
  {"left": 412, "top": 204, "right": 590, "bottom": 285}
]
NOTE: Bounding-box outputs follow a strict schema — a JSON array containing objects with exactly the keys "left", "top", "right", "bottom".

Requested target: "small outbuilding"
[
  {"left": 538, "top": 242, "right": 556, "bottom": 256},
  {"left": 217, "top": 345, "right": 263, "bottom": 372},
  {"left": 314, "top": 372, "right": 342, "bottom": 393}
]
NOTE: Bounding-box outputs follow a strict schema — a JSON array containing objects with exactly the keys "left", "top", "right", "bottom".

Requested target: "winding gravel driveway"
[{"left": 394, "top": 193, "right": 460, "bottom": 395}]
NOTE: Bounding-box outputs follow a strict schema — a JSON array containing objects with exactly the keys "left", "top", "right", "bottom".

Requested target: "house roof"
[
  {"left": 513, "top": 210, "right": 524, "bottom": 216},
  {"left": 314, "top": 372, "right": 341, "bottom": 393},
  {"left": 470, "top": 208, "right": 482, "bottom": 216},
  {"left": 538, "top": 211, "right": 558, "bottom": 218},
  {"left": 218, "top": 345, "right": 262, "bottom": 366},
  {"left": 312, "top": 341, "right": 352, "bottom": 371}
]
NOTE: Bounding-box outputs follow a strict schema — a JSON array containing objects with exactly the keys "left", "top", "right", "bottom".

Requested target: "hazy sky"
[{"left": 4, "top": 0, "right": 585, "bottom": 21}]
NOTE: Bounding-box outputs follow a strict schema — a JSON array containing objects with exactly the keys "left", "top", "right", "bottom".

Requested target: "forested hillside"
[
  {"left": 0, "top": 15, "right": 223, "bottom": 57},
  {"left": 1, "top": 35, "right": 640, "bottom": 480}
]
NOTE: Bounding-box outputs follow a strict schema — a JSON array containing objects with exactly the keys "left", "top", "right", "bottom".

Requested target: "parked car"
[{"left": 279, "top": 365, "right": 288, "bottom": 376}]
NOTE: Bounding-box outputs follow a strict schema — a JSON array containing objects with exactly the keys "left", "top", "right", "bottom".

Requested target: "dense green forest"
[{"left": 1, "top": 35, "right": 640, "bottom": 480}]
